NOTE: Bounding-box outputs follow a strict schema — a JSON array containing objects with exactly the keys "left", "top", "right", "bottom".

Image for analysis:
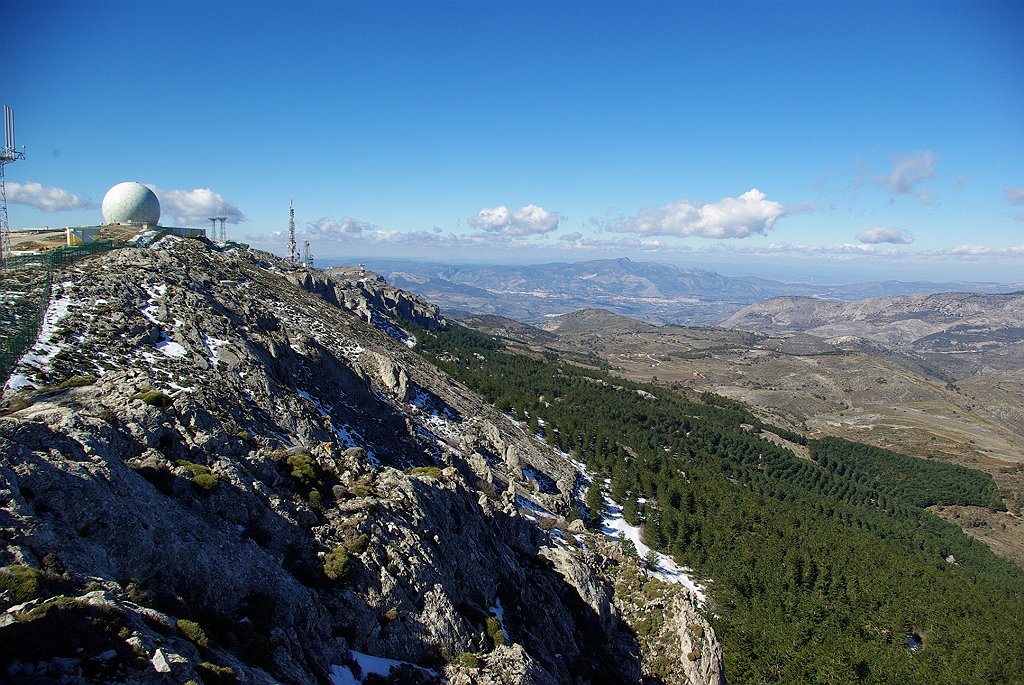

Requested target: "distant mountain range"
[{"left": 326, "top": 257, "right": 1021, "bottom": 326}]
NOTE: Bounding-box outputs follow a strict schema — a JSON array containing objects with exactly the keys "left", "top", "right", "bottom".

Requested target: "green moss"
[
  {"left": 323, "top": 546, "right": 351, "bottom": 581},
  {"left": 0, "top": 565, "right": 45, "bottom": 603},
  {"left": 177, "top": 618, "right": 209, "bottom": 648}
]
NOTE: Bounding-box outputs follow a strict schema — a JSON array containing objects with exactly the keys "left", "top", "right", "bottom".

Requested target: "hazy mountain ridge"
[
  {"left": 330, "top": 257, "right": 1021, "bottom": 326},
  {"left": 720, "top": 290, "right": 1024, "bottom": 350}
]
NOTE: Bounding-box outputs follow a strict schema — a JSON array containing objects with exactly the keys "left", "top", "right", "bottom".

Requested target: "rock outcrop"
[{"left": 0, "top": 237, "right": 720, "bottom": 684}]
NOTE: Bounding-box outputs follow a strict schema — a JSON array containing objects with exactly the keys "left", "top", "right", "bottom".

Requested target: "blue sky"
[{"left": 5, "top": 0, "right": 1023, "bottom": 282}]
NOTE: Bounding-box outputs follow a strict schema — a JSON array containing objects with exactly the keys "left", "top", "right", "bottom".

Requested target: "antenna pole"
[
  {"left": 1, "top": 105, "right": 26, "bottom": 267},
  {"left": 287, "top": 200, "right": 298, "bottom": 264}
]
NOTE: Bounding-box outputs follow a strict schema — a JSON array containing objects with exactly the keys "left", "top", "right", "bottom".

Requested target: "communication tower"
[
  {"left": 1, "top": 105, "right": 27, "bottom": 265},
  {"left": 207, "top": 217, "right": 227, "bottom": 242},
  {"left": 358, "top": 262, "right": 367, "bottom": 279},
  {"left": 287, "top": 200, "right": 298, "bottom": 264},
  {"left": 302, "top": 240, "right": 313, "bottom": 268}
]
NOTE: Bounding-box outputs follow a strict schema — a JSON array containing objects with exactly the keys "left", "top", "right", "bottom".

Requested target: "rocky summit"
[{"left": 0, "top": 236, "right": 720, "bottom": 685}]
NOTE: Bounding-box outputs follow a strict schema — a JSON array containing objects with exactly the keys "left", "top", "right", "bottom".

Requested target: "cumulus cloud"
[
  {"left": 856, "top": 226, "right": 914, "bottom": 244},
  {"left": 609, "top": 189, "right": 786, "bottom": 239},
  {"left": 7, "top": 181, "right": 96, "bottom": 212},
  {"left": 150, "top": 186, "right": 245, "bottom": 225},
  {"left": 304, "top": 217, "right": 376, "bottom": 238},
  {"left": 468, "top": 204, "right": 560, "bottom": 236},
  {"left": 874, "top": 151, "right": 937, "bottom": 203}
]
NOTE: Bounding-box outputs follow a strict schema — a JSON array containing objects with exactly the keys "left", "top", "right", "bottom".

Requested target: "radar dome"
[{"left": 102, "top": 182, "right": 161, "bottom": 226}]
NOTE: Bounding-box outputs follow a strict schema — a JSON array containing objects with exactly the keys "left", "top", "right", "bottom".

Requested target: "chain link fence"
[{"left": 1, "top": 240, "right": 124, "bottom": 387}]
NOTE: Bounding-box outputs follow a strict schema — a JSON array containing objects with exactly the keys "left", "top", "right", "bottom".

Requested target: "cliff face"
[{"left": 0, "top": 237, "right": 721, "bottom": 685}]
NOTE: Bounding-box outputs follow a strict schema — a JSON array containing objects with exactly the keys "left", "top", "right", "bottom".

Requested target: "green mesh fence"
[{"left": 1, "top": 240, "right": 124, "bottom": 387}]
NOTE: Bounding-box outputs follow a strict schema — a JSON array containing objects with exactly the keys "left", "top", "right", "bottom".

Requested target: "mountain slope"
[
  {"left": 0, "top": 238, "right": 720, "bottom": 685},
  {"left": 719, "top": 291, "right": 1024, "bottom": 348}
]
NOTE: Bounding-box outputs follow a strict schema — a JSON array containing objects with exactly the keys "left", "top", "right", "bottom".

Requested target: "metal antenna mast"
[
  {"left": 1, "top": 105, "right": 26, "bottom": 266},
  {"left": 287, "top": 200, "right": 298, "bottom": 264},
  {"left": 302, "top": 239, "right": 313, "bottom": 268},
  {"left": 207, "top": 217, "right": 228, "bottom": 242}
]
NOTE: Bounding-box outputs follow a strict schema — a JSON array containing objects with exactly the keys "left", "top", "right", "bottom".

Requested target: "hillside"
[
  {"left": 462, "top": 307, "right": 1024, "bottom": 566},
  {"left": 0, "top": 238, "right": 720, "bottom": 685},
  {"left": 719, "top": 291, "right": 1024, "bottom": 350}
]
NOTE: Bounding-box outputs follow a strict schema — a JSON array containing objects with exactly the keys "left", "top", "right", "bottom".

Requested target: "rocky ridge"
[{"left": 0, "top": 237, "right": 722, "bottom": 685}]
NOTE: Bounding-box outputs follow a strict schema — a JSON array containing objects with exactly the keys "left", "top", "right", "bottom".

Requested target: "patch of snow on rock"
[{"left": 601, "top": 496, "right": 707, "bottom": 605}]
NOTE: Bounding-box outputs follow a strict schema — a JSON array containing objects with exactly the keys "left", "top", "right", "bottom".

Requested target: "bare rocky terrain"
[{"left": 0, "top": 238, "right": 721, "bottom": 685}]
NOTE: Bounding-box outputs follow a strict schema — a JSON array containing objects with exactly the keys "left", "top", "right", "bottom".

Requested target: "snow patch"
[
  {"left": 329, "top": 651, "right": 435, "bottom": 684},
  {"left": 601, "top": 496, "right": 707, "bottom": 604}
]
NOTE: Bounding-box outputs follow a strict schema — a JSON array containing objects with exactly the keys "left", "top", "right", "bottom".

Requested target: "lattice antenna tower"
[
  {"left": 302, "top": 239, "right": 313, "bottom": 268},
  {"left": 1, "top": 105, "right": 27, "bottom": 265},
  {"left": 287, "top": 200, "right": 298, "bottom": 263}
]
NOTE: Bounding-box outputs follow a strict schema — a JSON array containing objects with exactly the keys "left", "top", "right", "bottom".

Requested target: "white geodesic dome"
[{"left": 101, "top": 182, "right": 161, "bottom": 226}]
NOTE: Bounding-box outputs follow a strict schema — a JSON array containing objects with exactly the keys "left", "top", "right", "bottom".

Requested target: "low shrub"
[
  {"left": 175, "top": 461, "right": 220, "bottom": 494},
  {"left": 196, "top": 662, "right": 237, "bottom": 685},
  {"left": 406, "top": 466, "right": 444, "bottom": 479},
  {"left": 456, "top": 652, "right": 480, "bottom": 669},
  {"left": 0, "top": 564, "right": 45, "bottom": 603},
  {"left": 131, "top": 390, "right": 173, "bottom": 409},
  {"left": 485, "top": 616, "right": 506, "bottom": 647},
  {"left": 323, "top": 546, "right": 351, "bottom": 581},
  {"left": 177, "top": 618, "right": 209, "bottom": 648}
]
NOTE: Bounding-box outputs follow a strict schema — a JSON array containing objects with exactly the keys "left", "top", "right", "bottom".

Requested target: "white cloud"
[
  {"left": 875, "top": 151, "right": 937, "bottom": 203},
  {"left": 946, "top": 244, "right": 1024, "bottom": 257},
  {"left": 304, "top": 217, "right": 376, "bottom": 238},
  {"left": 150, "top": 186, "right": 245, "bottom": 225},
  {"left": 856, "top": 226, "right": 914, "bottom": 244},
  {"left": 7, "top": 181, "right": 96, "bottom": 212},
  {"left": 468, "top": 204, "right": 560, "bottom": 236},
  {"left": 609, "top": 189, "right": 786, "bottom": 239},
  {"left": 1005, "top": 188, "right": 1024, "bottom": 205}
]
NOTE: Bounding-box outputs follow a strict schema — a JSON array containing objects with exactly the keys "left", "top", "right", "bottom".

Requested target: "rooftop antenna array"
[
  {"left": 1, "top": 105, "right": 26, "bottom": 265},
  {"left": 287, "top": 200, "right": 298, "bottom": 264},
  {"left": 207, "top": 217, "right": 227, "bottom": 242},
  {"left": 302, "top": 240, "right": 313, "bottom": 268}
]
